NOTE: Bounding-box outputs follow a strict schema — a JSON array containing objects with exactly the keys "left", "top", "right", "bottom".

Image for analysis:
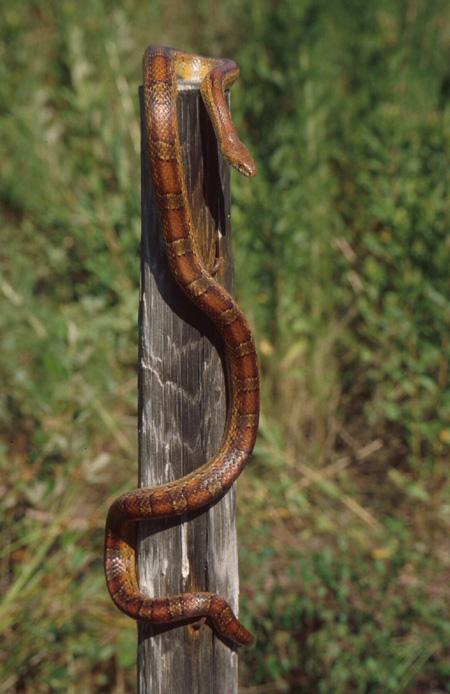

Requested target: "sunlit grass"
[{"left": 1, "top": 0, "right": 450, "bottom": 691}]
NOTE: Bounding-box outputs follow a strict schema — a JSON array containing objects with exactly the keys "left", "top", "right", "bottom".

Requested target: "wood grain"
[{"left": 137, "top": 83, "right": 239, "bottom": 694}]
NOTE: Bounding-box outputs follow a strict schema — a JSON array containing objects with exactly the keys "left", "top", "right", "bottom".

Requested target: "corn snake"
[{"left": 104, "top": 45, "right": 259, "bottom": 647}]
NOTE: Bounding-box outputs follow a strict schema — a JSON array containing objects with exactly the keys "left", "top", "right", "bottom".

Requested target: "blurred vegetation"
[{"left": 1, "top": 0, "right": 449, "bottom": 692}]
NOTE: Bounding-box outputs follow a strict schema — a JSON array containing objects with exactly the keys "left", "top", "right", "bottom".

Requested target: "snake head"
[
  {"left": 230, "top": 152, "right": 258, "bottom": 178},
  {"left": 222, "top": 136, "right": 257, "bottom": 178}
]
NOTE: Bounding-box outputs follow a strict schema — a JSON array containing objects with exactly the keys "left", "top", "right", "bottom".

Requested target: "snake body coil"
[{"left": 104, "top": 46, "right": 259, "bottom": 647}]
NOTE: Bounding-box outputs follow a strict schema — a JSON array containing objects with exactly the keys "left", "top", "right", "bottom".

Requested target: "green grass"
[{"left": 1, "top": 0, "right": 450, "bottom": 692}]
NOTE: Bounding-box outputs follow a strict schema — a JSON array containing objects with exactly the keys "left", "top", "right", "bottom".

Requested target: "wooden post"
[{"left": 137, "top": 83, "right": 239, "bottom": 693}]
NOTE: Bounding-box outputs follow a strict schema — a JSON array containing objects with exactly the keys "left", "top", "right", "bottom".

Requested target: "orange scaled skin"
[{"left": 104, "top": 46, "right": 259, "bottom": 647}]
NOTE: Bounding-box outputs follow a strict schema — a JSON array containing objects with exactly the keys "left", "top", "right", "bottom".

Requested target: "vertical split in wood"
[{"left": 137, "top": 85, "right": 239, "bottom": 693}]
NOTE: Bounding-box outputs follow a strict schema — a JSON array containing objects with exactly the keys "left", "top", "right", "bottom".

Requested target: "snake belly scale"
[{"left": 104, "top": 46, "right": 259, "bottom": 647}]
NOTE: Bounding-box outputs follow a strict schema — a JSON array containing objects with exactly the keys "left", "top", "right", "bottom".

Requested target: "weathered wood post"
[{"left": 137, "top": 81, "right": 240, "bottom": 693}]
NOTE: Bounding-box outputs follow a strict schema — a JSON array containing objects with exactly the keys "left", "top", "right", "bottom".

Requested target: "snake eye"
[{"left": 231, "top": 161, "right": 245, "bottom": 175}]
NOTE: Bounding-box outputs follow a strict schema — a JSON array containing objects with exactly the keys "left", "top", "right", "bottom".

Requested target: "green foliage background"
[{"left": 1, "top": 0, "right": 449, "bottom": 692}]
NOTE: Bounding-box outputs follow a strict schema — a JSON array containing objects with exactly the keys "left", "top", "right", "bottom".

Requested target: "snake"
[{"left": 104, "top": 46, "right": 259, "bottom": 647}]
